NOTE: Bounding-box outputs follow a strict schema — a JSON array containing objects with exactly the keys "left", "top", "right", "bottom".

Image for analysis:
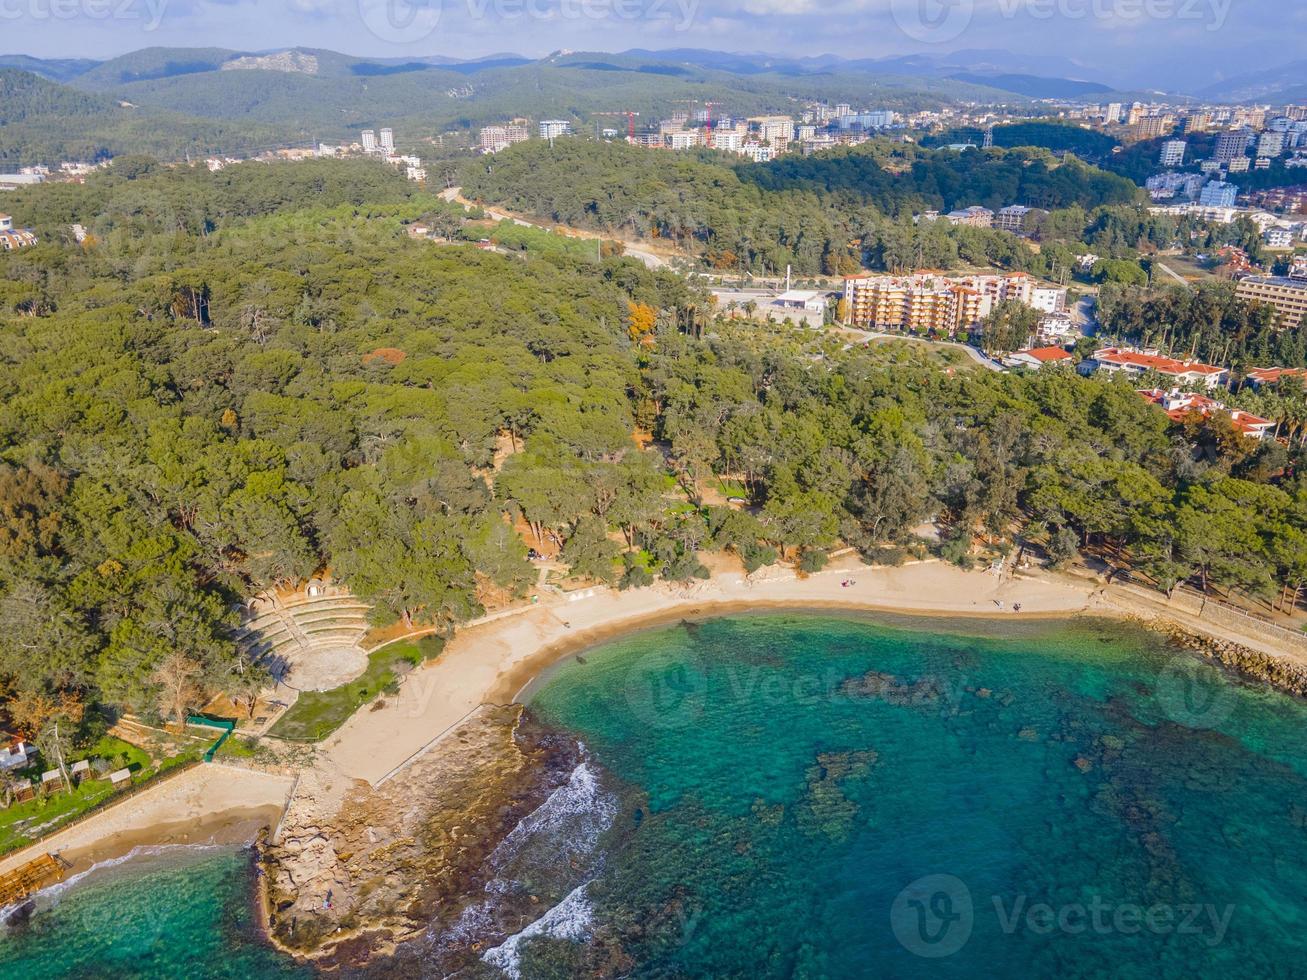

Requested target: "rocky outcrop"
[
  {"left": 222, "top": 51, "right": 320, "bottom": 74},
  {"left": 1140, "top": 618, "right": 1307, "bottom": 698},
  {"left": 260, "top": 704, "right": 580, "bottom": 967}
]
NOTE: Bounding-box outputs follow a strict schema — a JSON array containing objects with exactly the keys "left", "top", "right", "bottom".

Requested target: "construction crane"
[
  {"left": 702, "top": 101, "right": 722, "bottom": 147},
  {"left": 593, "top": 111, "right": 641, "bottom": 143},
  {"left": 673, "top": 99, "right": 723, "bottom": 147}
]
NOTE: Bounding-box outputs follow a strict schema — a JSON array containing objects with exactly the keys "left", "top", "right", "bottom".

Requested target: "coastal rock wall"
[{"left": 1141, "top": 618, "right": 1307, "bottom": 698}]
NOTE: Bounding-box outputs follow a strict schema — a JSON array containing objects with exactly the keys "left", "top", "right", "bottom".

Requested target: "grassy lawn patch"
[
  {"left": 267, "top": 639, "right": 440, "bottom": 742},
  {"left": 716, "top": 477, "right": 749, "bottom": 500},
  {"left": 0, "top": 737, "right": 199, "bottom": 856}
]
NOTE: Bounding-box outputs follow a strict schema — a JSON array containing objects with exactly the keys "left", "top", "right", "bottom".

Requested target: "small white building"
[
  {"left": 0, "top": 740, "right": 33, "bottom": 771},
  {"left": 1265, "top": 227, "right": 1295, "bottom": 249},
  {"left": 771, "top": 289, "right": 827, "bottom": 315}
]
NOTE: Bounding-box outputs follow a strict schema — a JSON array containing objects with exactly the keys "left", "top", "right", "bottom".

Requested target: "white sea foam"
[
  {"left": 488, "top": 753, "right": 618, "bottom": 872},
  {"left": 481, "top": 881, "right": 594, "bottom": 979}
]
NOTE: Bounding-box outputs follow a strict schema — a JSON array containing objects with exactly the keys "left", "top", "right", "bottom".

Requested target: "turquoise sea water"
[
  {"left": 3, "top": 614, "right": 1305, "bottom": 979},
  {"left": 521, "top": 614, "right": 1307, "bottom": 979},
  {"left": 0, "top": 845, "right": 307, "bottom": 980}
]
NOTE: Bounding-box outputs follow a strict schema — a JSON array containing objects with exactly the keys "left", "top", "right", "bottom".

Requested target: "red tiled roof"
[
  {"left": 1247, "top": 367, "right": 1307, "bottom": 385},
  {"left": 1095, "top": 347, "right": 1224, "bottom": 377},
  {"left": 1024, "top": 346, "right": 1073, "bottom": 363},
  {"left": 1137, "top": 389, "right": 1273, "bottom": 435}
]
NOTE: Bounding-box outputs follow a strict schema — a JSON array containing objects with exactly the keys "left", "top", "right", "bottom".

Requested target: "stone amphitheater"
[{"left": 234, "top": 584, "right": 373, "bottom": 692}]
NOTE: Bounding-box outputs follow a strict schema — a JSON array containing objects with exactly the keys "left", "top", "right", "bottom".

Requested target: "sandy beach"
[
  {"left": 0, "top": 764, "right": 295, "bottom": 877},
  {"left": 9, "top": 555, "right": 1304, "bottom": 901},
  {"left": 322, "top": 557, "right": 1096, "bottom": 785}
]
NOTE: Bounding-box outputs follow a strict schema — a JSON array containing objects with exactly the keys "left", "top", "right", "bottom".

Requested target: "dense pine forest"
[
  {"left": 1, "top": 156, "right": 1305, "bottom": 754},
  {"left": 459, "top": 139, "right": 1220, "bottom": 279}
]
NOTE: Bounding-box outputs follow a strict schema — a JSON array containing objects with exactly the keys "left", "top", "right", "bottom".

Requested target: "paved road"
[
  {"left": 1154, "top": 261, "right": 1193, "bottom": 290},
  {"left": 837, "top": 328, "right": 1006, "bottom": 371},
  {"left": 441, "top": 186, "right": 668, "bottom": 270}
]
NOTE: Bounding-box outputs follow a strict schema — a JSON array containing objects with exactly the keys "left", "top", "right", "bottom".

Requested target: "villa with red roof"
[
  {"left": 1246, "top": 367, "right": 1307, "bottom": 390},
  {"left": 0, "top": 213, "right": 38, "bottom": 251},
  {"left": 1138, "top": 388, "right": 1275, "bottom": 439},
  {"left": 1083, "top": 347, "right": 1228, "bottom": 391}
]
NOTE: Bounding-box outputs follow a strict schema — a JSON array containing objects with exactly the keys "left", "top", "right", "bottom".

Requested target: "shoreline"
[
  {"left": 500, "top": 597, "right": 1088, "bottom": 706},
  {"left": 323, "top": 556, "right": 1306, "bottom": 787},
  {"left": 9, "top": 558, "right": 1305, "bottom": 948},
  {"left": 0, "top": 764, "right": 295, "bottom": 879},
  {"left": 324, "top": 558, "right": 1098, "bottom": 785}
]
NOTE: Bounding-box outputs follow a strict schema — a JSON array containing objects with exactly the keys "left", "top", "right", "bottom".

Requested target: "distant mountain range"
[
  {"left": 0, "top": 43, "right": 1297, "bottom": 169},
  {"left": 1195, "top": 60, "right": 1307, "bottom": 105},
  {"left": 3, "top": 44, "right": 1301, "bottom": 103},
  {"left": 0, "top": 45, "right": 1033, "bottom": 167},
  {"left": 0, "top": 44, "right": 1130, "bottom": 101}
]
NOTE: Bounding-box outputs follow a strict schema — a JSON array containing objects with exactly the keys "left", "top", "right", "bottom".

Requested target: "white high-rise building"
[
  {"left": 380, "top": 128, "right": 395, "bottom": 153},
  {"left": 1159, "top": 140, "right": 1187, "bottom": 167},
  {"left": 539, "top": 120, "right": 572, "bottom": 140},
  {"left": 1105, "top": 102, "right": 1123, "bottom": 124},
  {"left": 1258, "top": 131, "right": 1286, "bottom": 158},
  {"left": 361, "top": 130, "right": 377, "bottom": 153}
]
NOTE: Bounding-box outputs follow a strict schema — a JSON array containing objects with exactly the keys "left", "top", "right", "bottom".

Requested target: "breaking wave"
[
  {"left": 488, "top": 750, "right": 618, "bottom": 872},
  {"left": 480, "top": 881, "right": 594, "bottom": 979}
]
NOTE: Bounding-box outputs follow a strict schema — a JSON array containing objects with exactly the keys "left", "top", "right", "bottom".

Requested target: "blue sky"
[{"left": 0, "top": 0, "right": 1296, "bottom": 92}]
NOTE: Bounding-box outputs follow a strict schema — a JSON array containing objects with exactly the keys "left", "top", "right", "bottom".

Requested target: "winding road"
[{"left": 440, "top": 186, "right": 669, "bottom": 270}]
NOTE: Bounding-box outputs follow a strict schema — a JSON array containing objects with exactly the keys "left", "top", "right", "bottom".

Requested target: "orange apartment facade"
[{"left": 841, "top": 272, "right": 1052, "bottom": 335}]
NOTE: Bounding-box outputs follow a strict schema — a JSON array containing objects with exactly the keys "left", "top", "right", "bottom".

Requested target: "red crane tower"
[
  {"left": 703, "top": 101, "right": 721, "bottom": 146},
  {"left": 593, "top": 111, "right": 641, "bottom": 143}
]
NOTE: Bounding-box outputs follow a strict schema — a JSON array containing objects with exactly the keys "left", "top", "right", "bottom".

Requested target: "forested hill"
[
  {"left": 0, "top": 46, "right": 1027, "bottom": 167},
  {"left": 745, "top": 141, "right": 1140, "bottom": 213},
  {"left": 1, "top": 155, "right": 1303, "bottom": 761},
  {"left": 0, "top": 68, "right": 286, "bottom": 169},
  {"left": 461, "top": 139, "right": 1142, "bottom": 276}
]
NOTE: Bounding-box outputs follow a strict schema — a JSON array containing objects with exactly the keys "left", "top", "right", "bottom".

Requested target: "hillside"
[
  {"left": 460, "top": 137, "right": 1142, "bottom": 277},
  {"left": 0, "top": 68, "right": 284, "bottom": 168},
  {"left": 46, "top": 51, "right": 1022, "bottom": 145}
]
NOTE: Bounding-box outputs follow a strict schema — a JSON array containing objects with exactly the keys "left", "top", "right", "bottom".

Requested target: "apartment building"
[
  {"left": 1213, "top": 129, "right": 1251, "bottom": 163},
  {"left": 1199, "top": 181, "right": 1238, "bottom": 207},
  {"left": 538, "top": 120, "right": 572, "bottom": 139},
  {"left": 1159, "top": 140, "right": 1187, "bottom": 166},
  {"left": 995, "top": 205, "right": 1032, "bottom": 232},
  {"left": 945, "top": 206, "right": 995, "bottom": 228},
  {"left": 1257, "top": 131, "right": 1287, "bottom": 159},
  {"left": 713, "top": 130, "right": 745, "bottom": 152},
  {"left": 1235, "top": 275, "right": 1307, "bottom": 327},
  {"left": 479, "top": 124, "right": 530, "bottom": 153},
  {"left": 841, "top": 273, "right": 1063, "bottom": 335}
]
